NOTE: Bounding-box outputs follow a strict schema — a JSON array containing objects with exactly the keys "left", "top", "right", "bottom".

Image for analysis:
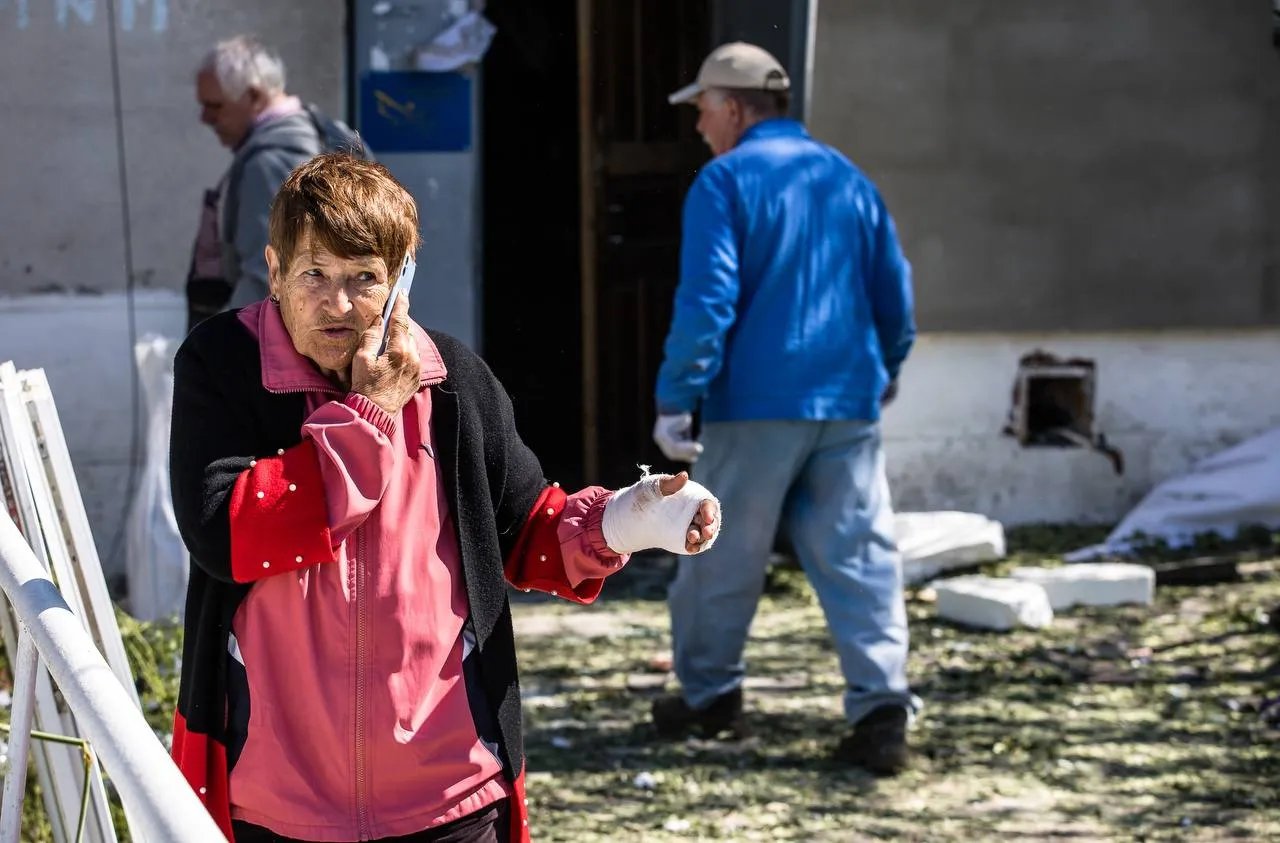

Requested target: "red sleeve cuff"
[
  {"left": 343, "top": 392, "right": 396, "bottom": 438},
  {"left": 504, "top": 486, "right": 605, "bottom": 604},
  {"left": 228, "top": 440, "right": 338, "bottom": 583}
]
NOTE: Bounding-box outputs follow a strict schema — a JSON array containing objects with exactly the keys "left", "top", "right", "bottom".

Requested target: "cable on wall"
[{"left": 99, "top": 0, "right": 144, "bottom": 584}]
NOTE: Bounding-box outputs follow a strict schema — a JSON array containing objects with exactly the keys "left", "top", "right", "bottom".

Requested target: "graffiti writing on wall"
[{"left": 1, "top": 0, "right": 168, "bottom": 32}]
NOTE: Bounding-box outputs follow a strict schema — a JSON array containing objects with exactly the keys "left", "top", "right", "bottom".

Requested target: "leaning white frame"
[
  {"left": 22, "top": 370, "right": 140, "bottom": 703},
  {"left": 23, "top": 368, "right": 146, "bottom": 840},
  {"left": 0, "top": 362, "right": 83, "bottom": 843},
  {"left": 0, "top": 363, "right": 119, "bottom": 843}
]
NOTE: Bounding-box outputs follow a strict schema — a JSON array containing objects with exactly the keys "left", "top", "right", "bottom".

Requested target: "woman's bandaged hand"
[{"left": 602, "top": 470, "right": 720, "bottom": 555}]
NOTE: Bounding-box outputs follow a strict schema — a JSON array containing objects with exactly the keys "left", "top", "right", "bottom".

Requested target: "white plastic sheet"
[
  {"left": 414, "top": 11, "right": 496, "bottom": 71},
  {"left": 896, "top": 511, "right": 1006, "bottom": 585},
  {"left": 1067, "top": 426, "right": 1280, "bottom": 561},
  {"left": 124, "top": 335, "right": 188, "bottom": 621}
]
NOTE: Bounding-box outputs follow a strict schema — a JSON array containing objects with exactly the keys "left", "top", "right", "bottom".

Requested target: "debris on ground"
[
  {"left": 897, "top": 511, "right": 1007, "bottom": 584},
  {"left": 932, "top": 575, "right": 1055, "bottom": 630},
  {"left": 1010, "top": 562, "right": 1154, "bottom": 610},
  {"left": 508, "top": 525, "right": 1278, "bottom": 841}
]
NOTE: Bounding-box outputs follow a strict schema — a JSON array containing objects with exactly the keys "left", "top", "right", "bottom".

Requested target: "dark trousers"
[{"left": 231, "top": 800, "right": 509, "bottom": 843}]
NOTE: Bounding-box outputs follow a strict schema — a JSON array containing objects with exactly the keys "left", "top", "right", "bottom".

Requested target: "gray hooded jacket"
[{"left": 220, "top": 110, "right": 323, "bottom": 309}]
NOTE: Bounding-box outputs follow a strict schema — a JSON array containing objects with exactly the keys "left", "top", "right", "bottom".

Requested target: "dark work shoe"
[
  {"left": 835, "top": 705, "right": 909, "bottom": 775},
  {"left": 651, "top": 687, "right": 745, "bottom": 739}
]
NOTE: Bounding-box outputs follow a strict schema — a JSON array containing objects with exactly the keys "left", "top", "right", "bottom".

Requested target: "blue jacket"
[{"left": 655, "top": 119, "right": 915, "bottom": 423}]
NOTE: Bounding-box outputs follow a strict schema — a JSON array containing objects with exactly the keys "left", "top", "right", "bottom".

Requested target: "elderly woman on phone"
[{"left": 168, "top": 153, "right": 720, "bottom": 843}]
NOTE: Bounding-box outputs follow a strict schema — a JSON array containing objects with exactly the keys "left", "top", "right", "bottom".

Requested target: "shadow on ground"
[{"left": 512, "top": 526, "right": 1280, "bottom": 841}]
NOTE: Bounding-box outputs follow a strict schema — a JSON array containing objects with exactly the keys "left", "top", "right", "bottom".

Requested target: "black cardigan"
[{"left": 169, "top": 309, "right": 547, "bottom": 781}]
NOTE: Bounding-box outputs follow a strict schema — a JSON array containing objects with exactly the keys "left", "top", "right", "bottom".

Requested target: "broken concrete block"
[
  {"left": 1010, "top": 563, "right": 1155, "bottom": 610},
  {"left": 897, "top": 511, "right": 1007, "bottom": 585},
  {"left": 933, "top": 576, "right": 1054, "bottom": 631}
]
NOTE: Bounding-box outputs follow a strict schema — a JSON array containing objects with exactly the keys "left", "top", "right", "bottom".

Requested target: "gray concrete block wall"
[
  {"left": 0, "top": 0, "right": 346, "bottom": 297},
  {"left": 811, "top": 1, "right": 1280, "bottom": 331}
]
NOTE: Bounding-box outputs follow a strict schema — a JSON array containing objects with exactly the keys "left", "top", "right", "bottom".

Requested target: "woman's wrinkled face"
[{"left": 266, "top": 229, "right": 391, "bottom": 385}]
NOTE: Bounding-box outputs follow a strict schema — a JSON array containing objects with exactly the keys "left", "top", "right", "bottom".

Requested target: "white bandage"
[{"left": 602, "top": 469, "right": 721, "bottom": 556}]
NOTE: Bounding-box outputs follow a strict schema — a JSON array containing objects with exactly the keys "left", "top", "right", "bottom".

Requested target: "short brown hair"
[{"left": 269, "top": 153, "right": 421, "bottom": 276}]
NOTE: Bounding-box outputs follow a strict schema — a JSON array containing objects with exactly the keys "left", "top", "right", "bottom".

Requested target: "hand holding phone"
[{"left": 378, "top": 254, "right": 417, "bottom": 356}]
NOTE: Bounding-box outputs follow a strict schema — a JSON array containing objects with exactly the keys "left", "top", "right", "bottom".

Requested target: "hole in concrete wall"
[
  {"left": 1004, "top": 350, "right": 1124, "bottom": 474},
  {"left": 1026, "top": 373, "right": 1095, "bottom": 444},
  {"left": 1007, "top": 352, "right": 1096, "bottom": 446}
]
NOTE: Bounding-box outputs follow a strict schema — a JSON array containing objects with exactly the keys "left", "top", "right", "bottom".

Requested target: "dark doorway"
[
  {"left": 483, "top": 0, "right": 710, "bottom": 489},
  {"left": 481, "top": 1, "right": 584, "bottom": 487},
  {"left": 579, "top": 0, "right": 712, "bottom": 485}
]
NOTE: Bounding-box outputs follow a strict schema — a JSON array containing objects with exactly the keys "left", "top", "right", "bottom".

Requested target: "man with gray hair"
[{"left": 188, "top": 35, "right": 366, "bottom": 328}]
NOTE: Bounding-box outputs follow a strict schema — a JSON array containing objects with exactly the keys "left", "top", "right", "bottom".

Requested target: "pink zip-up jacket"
[{"left": 174, "top": 300, "right": 628, "bottom": 842}]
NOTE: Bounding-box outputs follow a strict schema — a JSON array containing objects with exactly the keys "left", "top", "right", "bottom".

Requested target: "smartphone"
[{"left": 378, "top": 254, "right": 417, "bottom": 356}]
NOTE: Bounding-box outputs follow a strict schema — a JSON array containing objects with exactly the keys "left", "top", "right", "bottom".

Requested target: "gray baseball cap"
[{"left": 668, "top": 42, "right": 791, "bottom": 105}]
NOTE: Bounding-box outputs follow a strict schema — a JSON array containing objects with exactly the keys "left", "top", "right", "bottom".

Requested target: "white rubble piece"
[
  {"left": 896, "top": 511, "right": 1007, "bottom": 585},
  {"left": 1010, "top": 563, "right": 1155, "bottom": 611},
  {"left": 933, "top": 575, "right": 1054, "bottom": 631}
]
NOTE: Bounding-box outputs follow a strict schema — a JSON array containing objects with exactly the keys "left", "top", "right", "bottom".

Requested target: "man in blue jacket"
[{"left": 651, "top": 42, "right": 918, "bottom": 774}]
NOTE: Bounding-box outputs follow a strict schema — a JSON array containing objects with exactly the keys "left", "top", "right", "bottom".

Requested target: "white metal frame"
[
  {"left": 0, "top": 362, "right": 96, "bottom": 842},
  {"left": 0, "top": 364, "right": 222, "bottom": 842},
  {"left": 21, "top": 369, "right": 140, "bottom": 698},
  {"left": 0, "top": 509, "right": 224, "bottom": 842}
]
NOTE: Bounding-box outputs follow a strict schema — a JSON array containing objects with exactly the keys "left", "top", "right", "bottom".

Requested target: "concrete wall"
[
  {"left": 807, "top": 1, "right": 1280, "bottom": 528},
  {"left": 885, "top": 330, "right": 1280, "bottom": 524},
  {"left": 811, "top": 1, "right": 1280, "bottom": 331},
  {"left": 0, "top": 2, "right": 345, "bottom": 579},
  {"left": 0, "top": 1, "right": 489, "bottom": 581},
  {"left": 0, "top": 0, "right": 346, "bottom": 297}
]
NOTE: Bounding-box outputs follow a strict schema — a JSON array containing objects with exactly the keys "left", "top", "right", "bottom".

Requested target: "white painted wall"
[
  {"left": 885, "top": 331, "right": 1280, "bottom": 524},
  {"left": 0, "top": 291, "right": 184, "bottom": 581}
]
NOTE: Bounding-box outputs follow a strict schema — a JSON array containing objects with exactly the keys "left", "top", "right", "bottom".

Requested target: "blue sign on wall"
[{"left": 359, "top": 71, "right": 472, "bottom": 153}]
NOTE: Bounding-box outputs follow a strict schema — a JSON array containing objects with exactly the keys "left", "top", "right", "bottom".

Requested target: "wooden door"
[{"left": 578, "top": 0, "right": 711, "bottom": 484}]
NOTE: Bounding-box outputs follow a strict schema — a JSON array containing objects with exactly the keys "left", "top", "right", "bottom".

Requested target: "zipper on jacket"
[
  {"left": 354, "top": 527, "right": 371, "bottom": 839},
  {"left": 266, "top": 383, "right": 345, "bottom": 396}
]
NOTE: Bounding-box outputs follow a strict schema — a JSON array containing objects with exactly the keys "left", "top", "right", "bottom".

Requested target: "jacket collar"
[
  {"left": 253, "top": 96, "right": 304, "bottom": 129},
  {"left": 738, "top": 117, "right": 808, "bottom": 146},
  {"left": 238, "top": 300, "right": 448, "bottom": 394},
  {"left": 233, "top": 108, "right": 313, "bottom": 157}
]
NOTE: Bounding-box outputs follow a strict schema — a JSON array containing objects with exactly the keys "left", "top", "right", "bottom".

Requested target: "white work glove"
[
  {"left": 602, "top": 470, "right": 721, "bottom": 555},
  {"left": 652, "top": 413, "right": 703, "bottom": 463}
]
